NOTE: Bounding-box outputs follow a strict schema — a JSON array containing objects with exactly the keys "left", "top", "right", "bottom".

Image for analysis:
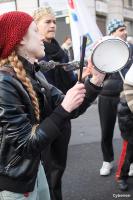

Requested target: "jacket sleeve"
[
  {"left": 0, "top": 74, "right": 70, "bottom": 158},
  {"left": 49, "top": 78, "right": 102, "bottom": 119},
  {"left": 117, "top": 95, "right": 133, "bottom": 141},
  {"left": 124, "top": 64, "right": 133, "bottom": 112},
  {"left": 118, "top": 96, "right": 133, "bottom": 131},
  {"left": 124, "top": 81, "right": 133, "bottom": 113},
  {"left": 69, "top": 79, "right": 102, "bottom": 118},
  {"left": 35, "top": 70, "right": 100, "bottom": 118}
]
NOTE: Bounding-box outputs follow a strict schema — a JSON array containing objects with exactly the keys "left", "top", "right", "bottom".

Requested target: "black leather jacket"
[{"left": 0, "top": 59, "right": 102, "bottom": 193}]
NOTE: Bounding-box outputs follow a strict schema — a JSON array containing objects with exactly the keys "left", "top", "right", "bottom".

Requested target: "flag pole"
[{"left": 78, "top": 35, "right": 87, "bottom": 82}]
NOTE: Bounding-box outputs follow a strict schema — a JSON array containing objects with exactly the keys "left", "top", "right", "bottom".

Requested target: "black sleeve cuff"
[
  {"left": 48, "top": 105, "right": 71, "bottom": 128},
  {"left": 85, "top": 79, "right": 102, "bottom": 101}
]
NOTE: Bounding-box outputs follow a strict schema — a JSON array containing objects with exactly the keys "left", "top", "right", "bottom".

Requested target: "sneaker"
[
  {"left": 128, "top": 163, "right": 133, "bottom": 176},
  {"left": 117, "top": 179, "right": 128, "bottom": 191},
  {"left": 100, "top": 161, "right": 113, "bottom": 176}
]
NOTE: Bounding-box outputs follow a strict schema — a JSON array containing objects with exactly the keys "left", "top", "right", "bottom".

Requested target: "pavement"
[{"left": 62, "top": 104, "right": 133, "bottom": 200}]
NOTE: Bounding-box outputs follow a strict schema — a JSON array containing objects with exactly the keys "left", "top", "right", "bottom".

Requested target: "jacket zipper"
[
  {"left": 5, "top": 155, "right": 21, "bottom": 173},
  {"left": 0, "top": 127, "right": 3, "bottom": 148},
  {"left": 0, "top": 125, "right": 8, "bottom": 149}
]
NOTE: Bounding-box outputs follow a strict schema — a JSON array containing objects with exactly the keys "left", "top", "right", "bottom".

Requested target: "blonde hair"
[
  {"left": 0, "top": 52, "right": 40, "bottom": 124},
  {"left": 33, "top": 6, "right": 55, "bottom": 23}
]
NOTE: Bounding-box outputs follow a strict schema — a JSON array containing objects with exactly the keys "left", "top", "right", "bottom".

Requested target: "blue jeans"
[{"left": 0, "top": 163, "right": 50, "bottom": 200}]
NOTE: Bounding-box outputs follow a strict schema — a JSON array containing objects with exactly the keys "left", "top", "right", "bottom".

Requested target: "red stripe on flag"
[{"left": 68, "top": 0, "right": 75, "bottom": 9}]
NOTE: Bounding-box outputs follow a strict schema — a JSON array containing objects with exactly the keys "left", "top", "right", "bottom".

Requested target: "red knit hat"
[{"left": 0, "top": 11, "right": 33, "bottom": 59}]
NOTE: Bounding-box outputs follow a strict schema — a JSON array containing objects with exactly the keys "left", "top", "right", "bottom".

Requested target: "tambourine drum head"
[{"left": 92, "top": 39, "right": 129, "bottom": 73}]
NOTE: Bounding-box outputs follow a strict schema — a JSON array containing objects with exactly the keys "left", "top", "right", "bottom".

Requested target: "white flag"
[{"left": 68, "top": 0, "right": 102, "bottom": 60}]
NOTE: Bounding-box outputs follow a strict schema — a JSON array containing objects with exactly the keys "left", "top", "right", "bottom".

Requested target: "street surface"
[{"left": 62, "top": 104, "right": 133, "bottom": 200}]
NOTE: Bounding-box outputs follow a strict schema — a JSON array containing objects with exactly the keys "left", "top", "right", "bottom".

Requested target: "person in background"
[
  {"left": 99, "top": 19, "right": 133, "bottom": 176},
  {"left": 116, "top": 65, "right": 133, "bottom": 191},
  {"left": 61, "top": 36, "right": 74, "bottom": 61},
  {"left": 33, "top": 7, "right": 76, "bottom": 94},
  {"left": 33, "top": 7, "right": 101, "bottom": 200},
  {"left": 0, "top": 10, "right": 105, "bottom": 200}
]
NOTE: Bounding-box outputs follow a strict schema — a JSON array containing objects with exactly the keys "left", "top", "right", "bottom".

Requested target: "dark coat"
[
  {"left": 118, "top": 96, "right": 133, "bottom": 143},
  {"left": 40, "top": 39, "right": 77, "bottom": 94}
]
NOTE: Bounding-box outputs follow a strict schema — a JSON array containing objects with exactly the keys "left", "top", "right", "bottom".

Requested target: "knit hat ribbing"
[{"left": 0, "top": 11, "right": 33, "bottom": 59}]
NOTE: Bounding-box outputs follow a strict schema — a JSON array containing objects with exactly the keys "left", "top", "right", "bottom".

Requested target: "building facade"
[{"left": 0, "top": 0, "right": 133, "bottom": 43}]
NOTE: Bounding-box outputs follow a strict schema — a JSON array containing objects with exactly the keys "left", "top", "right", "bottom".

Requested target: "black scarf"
[
  {"left": 44, "top": 39, "right": 68, "bottom": 63},
  {"left": 43, "top": 39, "right": 76, "bottom": 94},
  {"left": 19, "top": 57, "right": 52, "bottom": 120}
]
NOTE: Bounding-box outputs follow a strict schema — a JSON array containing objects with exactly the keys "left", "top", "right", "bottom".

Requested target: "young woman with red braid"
[{"left": 0, "top": 11, "right": 105, "bottom": 200}]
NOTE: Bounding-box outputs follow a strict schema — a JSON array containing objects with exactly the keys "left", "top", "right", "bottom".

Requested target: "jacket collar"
[{"left": 18, "top": 56, "right": 40, "bottom": 78}]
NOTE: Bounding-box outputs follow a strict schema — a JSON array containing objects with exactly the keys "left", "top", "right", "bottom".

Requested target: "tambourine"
[{"left": 91, "top": 36, "right": 130, "bottom": 73}]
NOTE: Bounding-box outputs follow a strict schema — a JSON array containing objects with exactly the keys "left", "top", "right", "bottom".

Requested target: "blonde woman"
[{"left": 0, "top": 11, "right": 105, "bottom": 200}]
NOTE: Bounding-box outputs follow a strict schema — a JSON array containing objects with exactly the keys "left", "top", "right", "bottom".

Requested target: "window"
[
  {"left": 96, "top": 15, "right": 106, "bottom": 36},
  {"left": 39, "top": 0, "right": 67, "bottom": 12},
  {"left": 125, "top": 20, "right": 133, "bottom": 37},
  {"left": 123, "top": 0, "right": 133, "bottom": 8},
  {"left": 0, "top": 0, "right": 16, "bottom": 14},
  {"left": 98, "top": 0, "right": 106, "bottom": 2}
]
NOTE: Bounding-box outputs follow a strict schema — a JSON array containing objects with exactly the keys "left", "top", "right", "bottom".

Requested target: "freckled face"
[{"left": 21, "top": 21, "right": 45, "bottom": 59}]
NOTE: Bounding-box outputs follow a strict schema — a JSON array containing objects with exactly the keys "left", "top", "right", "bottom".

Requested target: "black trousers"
[
  {"left": 41, "top": 122, "right": 71, "bottom": 200},
  {"left": 98, "top": 95, "right": 120, "bottom": 162},
  {"left": 120, "top": 142, "right": 133, "bottom": 180}
]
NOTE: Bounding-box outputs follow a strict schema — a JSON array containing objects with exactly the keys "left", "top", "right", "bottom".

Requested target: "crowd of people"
[{"left": 0, "top": 5, "right": 133, "bottom": 200}]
